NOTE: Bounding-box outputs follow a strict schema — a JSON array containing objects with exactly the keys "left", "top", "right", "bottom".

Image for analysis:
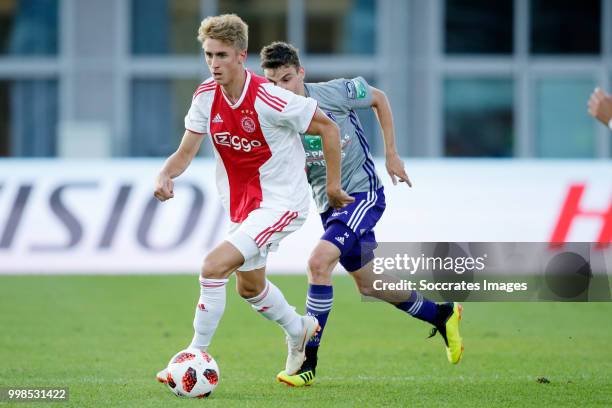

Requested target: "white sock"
[
  {"left": 188, "top": 277, "right": 228, "bottom": 350},
  {"left": 246, "top": 280, "right": 303, "bottom": 338}
]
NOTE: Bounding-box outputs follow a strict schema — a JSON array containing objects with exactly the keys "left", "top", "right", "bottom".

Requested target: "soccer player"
[
  {"left": 260, "top": 42, "right": 464, "bottom": 387},
  {"left": 154, "top": 15, "right": 354, "bottom": 382},
  {"left": 588, "top": 87, "right": 612, "bottom": 130}
]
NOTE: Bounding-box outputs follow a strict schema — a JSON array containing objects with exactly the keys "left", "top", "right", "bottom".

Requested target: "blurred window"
[
  {"left": 535, "top": 78, "right": 596, "bottom": 158},
  {"left": 0, "top": 80, "right": 58, "bottom": 157},
  {"left": 445, "top": 0, "right": 513, "bottom": 55},
  {"left": 530, "top": 0, "right": 600, "bottom": 55},
  {"left": 444, "top": 78, "right": 514, "bottom": 157},
  {"left": 219, "top": 0, "right": 287, "bottom": 54},
  {"left": 131, "top": 0, "right": 201, "bottom": 55},
  {"left": 0, "top": 0, "right": 59, "bottom": 56},
  {"left": 130, "top": 78, "right": 201, "bottom": 157},
  {"left": 306, "top": 0, "right": 375, "bottom": 54}
]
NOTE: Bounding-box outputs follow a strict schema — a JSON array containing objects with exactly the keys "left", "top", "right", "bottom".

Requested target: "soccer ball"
[{"left": 165, "top": 349, "right": 220, "bottom": 398}]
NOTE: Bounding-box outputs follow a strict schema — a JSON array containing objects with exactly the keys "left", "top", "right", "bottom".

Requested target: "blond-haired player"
[{"left": 154, "top": 15, "right": 353, "bottom": 384}]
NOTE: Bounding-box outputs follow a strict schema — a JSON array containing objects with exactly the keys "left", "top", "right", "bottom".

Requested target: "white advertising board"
[{"left": 0, "top": 159, "right": 609, "bottom": 274}]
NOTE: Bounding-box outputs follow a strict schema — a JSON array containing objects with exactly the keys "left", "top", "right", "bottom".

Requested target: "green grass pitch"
[{"left": 1, "top": 275, "right": 611, "bottom": 407}]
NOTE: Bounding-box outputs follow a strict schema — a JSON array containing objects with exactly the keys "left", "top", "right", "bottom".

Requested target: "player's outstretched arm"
[
  {"left": 305, "top": 108, "right": 355, "bottom": 209},
  {"left": 370, "top": 87, "right": 412, "bottom": 187},
  {"left": 587, "top": 87, "right": 612, "bottom": 129},
  {"left": 154, "top": 130, "right": 204, "bottom": 202}
]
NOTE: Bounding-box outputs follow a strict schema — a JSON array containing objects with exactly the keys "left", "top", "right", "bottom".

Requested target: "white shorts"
[{"left": 226, "top": 208, "right": 307, "bottom": 271}]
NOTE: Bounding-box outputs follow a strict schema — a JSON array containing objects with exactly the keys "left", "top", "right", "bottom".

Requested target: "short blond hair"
[{"left": 197, "top": 14, "right": 248, "bottom": 51}]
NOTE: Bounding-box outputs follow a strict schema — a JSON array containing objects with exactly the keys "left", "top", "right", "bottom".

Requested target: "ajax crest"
[{"left": 241, "top": 116, "right": 256, "bottom": 133}]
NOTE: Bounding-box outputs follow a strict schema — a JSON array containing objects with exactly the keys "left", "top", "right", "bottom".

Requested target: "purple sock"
[
  {"left": 396, "top": 291, "right": 438, "bottom": 325},
  {"left": 305, "top": 284, "right": 333, "bottom": 347}
]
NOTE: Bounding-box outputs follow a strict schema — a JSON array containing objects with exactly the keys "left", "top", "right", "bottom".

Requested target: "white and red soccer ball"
[{"left": 165, "top": 349, "right": 220, "bottom": 398}]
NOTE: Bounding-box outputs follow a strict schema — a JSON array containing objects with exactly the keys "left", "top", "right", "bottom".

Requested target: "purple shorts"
[{"left": 320, "top": 188, "right": 386, "bottom": 272}]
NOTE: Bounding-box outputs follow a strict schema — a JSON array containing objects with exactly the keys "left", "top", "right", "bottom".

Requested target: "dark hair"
[{"left": 260, "top": 41, "right": 301, "bottom": 69}]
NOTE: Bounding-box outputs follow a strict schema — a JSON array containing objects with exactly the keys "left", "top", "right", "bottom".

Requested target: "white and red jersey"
[{"left": 185, "top": 70, "right": 317, "bottom": 223}]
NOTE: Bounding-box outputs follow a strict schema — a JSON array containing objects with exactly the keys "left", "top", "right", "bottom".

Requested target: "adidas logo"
[
  {"left": 212, "top": 113, "right": 223, "bottom": 123},
  {"left": 335, "top": 236, "right": 345, "bottom": 245}
]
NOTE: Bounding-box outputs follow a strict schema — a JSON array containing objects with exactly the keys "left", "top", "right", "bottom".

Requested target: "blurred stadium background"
[
  {"left": 2, "top": 0, "right": 612, "bottom": 158},
  {"left": 0, "top": 0, "right": 610, "bottom": 274}
]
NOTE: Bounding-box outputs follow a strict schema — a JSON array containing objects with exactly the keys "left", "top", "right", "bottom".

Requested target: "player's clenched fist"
[
  {"left": 154, "top": 173, "right": 175, "bottom": 201},
  {"left": 327, "top": 187, "right": 355, "bottom": 210}
]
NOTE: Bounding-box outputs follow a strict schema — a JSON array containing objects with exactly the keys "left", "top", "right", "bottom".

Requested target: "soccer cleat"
[
  {"left": 276, "top": 367, "right": 316, "bottom": 387},
  {"left": 429, "top": 302, "right": 464, "bottom": 364},
  {"left": 285, "top": 315, "right": 320, "bottom": 375},
  {"left": 156, "top": 368, "right": 169, "bottom": 383}
]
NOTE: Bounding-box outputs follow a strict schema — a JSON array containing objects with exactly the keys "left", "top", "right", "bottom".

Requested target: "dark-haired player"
[{"left": 260, "top": 41, "right": 464, "bottom": 387}]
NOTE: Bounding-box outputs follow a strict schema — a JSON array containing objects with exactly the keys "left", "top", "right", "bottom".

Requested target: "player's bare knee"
[
  {"left": 201, "top": 256, "right": 229, "bottom": 279},
  {"left": 307, "top": 255, "right": 333, "bottom": 285}
]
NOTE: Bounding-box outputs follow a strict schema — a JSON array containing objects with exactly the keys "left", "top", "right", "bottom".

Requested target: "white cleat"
[
  {"left": 285, "top": 315, "right": 320, "bottom": 375},
  {"left": 156, "top": 368, "right": 168, "bottom": 383}
]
